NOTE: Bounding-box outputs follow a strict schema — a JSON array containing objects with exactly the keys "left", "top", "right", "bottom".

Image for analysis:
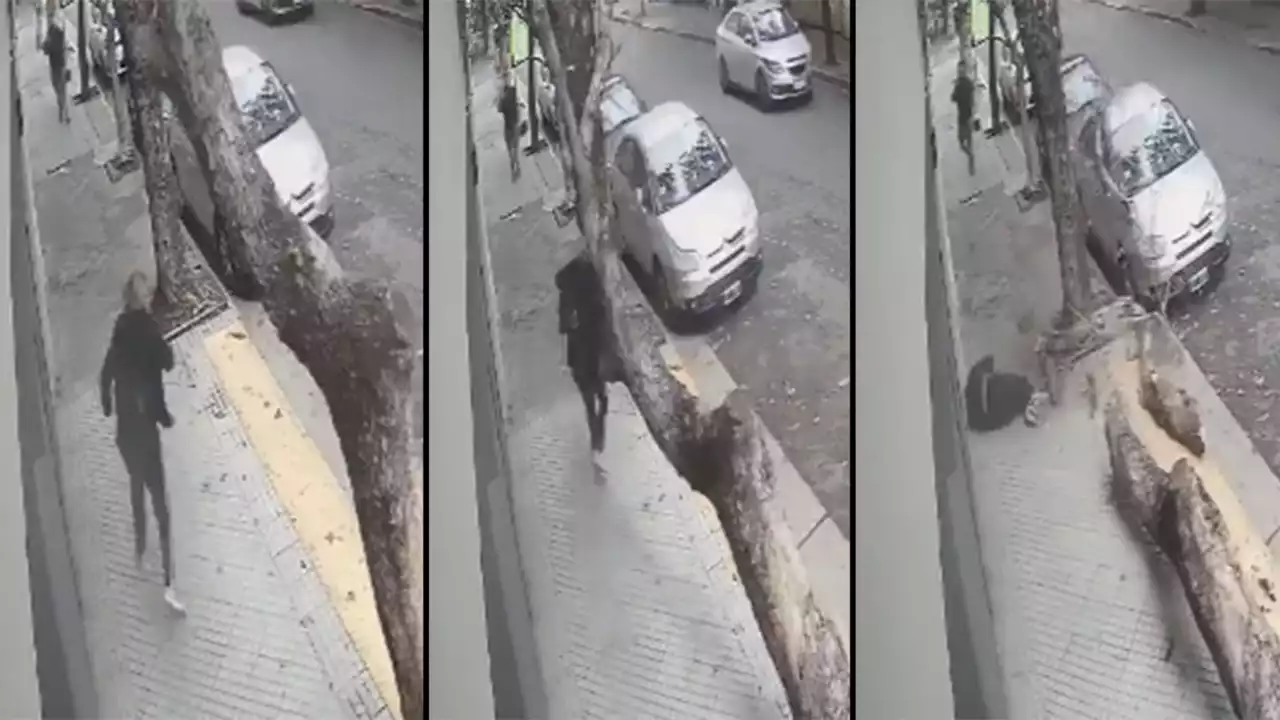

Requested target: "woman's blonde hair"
[{"left": 123, "top": 271, "right": 151, "bottom": 311}]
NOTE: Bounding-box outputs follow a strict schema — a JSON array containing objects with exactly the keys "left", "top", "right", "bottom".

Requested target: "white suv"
[{"left": 609, "top": 102, "right": 763, "bottom": 318}]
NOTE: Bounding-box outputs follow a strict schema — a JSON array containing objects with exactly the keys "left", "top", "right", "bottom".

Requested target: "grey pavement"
[
  {"left": 932, "top": 33, "right": 1244, "bottom": 720},
  {"left": 1059, "top": 0, "right": 1280, "bottom": 500},
  {"left": 1078, "top": 0, "right": 1280, "bottom": 54},
  {"left": 16, "top": 5, "right": 395, "bottom": 718},
  {"left": 610, "top": 0, "right": 850, "bottom": 87},
  {"left": 475, "top": 61, "right": 795, "bottom": 719},
  {"left": 199, "top": 0, "right": 424, "bottom": 487},
  {"left": 610, "top": 20, "right": 852, "bottom": 536}
]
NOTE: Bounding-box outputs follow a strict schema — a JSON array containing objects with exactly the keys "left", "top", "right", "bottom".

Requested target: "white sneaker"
[{"left": 164, "top": 586, "right": 187, "bottom": 617}]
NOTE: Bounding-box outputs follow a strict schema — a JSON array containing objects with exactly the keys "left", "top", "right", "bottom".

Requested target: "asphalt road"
[
  {"left": 1061, "top": 0, "right": 1280, "bottom": 473},
  {"left": 611, "top": 23, "right": 852, "bottom": 535},
  {"left": 199, "top": 1, "right": 425, "bottom": 456}
]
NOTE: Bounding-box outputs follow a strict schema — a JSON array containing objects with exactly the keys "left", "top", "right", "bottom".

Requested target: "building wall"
[
  {"left": 427, "top": 1, "right": 498, "bottom": 717},
  {"left": 923, "top": 71, "right": 1009, "bottom": 720},
  {"left": 854, "top": 0, "right": 957, "bottom": 715}
]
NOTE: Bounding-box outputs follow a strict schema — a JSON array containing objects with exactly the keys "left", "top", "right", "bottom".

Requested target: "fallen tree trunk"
[
  {"left": 1105, "top": 400, "right": 1280, "bottom": 720},
  {"left": 528, "top": 1, "right": 850, "bottom": 716},
  {"left": 117, "top": 1, "right": 422, "bottom": 716}
]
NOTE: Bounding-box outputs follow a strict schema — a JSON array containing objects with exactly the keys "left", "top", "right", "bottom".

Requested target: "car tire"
[
  {"left": 235, "top": 0, "right": 250, "bottom": 14},
  {"left": 755, "top": 70, "right": 771, "bottom": 110},
  {"left": 718, "top": 58, "right": 732, "bottom": 94}
]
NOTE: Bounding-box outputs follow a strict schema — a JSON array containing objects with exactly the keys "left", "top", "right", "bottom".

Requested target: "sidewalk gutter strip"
[{"left": 203, "top": 322, "right": 402, "bottom": 720}]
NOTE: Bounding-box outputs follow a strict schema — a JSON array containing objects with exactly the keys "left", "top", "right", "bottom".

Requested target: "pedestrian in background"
[
  {"left": 41, "top": 13, "right": 69, "bottom": 124},
  {"left": 497, "top": 71, "right": 523, "bottom": 182},
  {"left": 101, "top": 272, "right": 185, "bottom": 617},
  {"left": 556, "top": 252, "right": 619, "bottom": 465},
  {"left": 952, "top": 61, "right": 976, "bottom": 176}
]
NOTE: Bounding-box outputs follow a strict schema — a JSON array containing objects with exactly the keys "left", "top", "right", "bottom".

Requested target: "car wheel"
[
  {"left": 235, "top": 0, "right": 250, "bottom": 14},
  {"left": 718, "top": 58, "right": 732, "bottom": 93},
  {"left": 755, "top": 70, "right": 771, "bottom": 110}
]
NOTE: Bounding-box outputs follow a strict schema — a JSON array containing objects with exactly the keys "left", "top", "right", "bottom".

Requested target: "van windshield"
[
  {"left": 1107, "top": 100, "right": 1199, "bottom": 197},
  {"left": 229, "top": 62, "right": 302, "bottom": 149},
  {"left": 646, "top": 119, "right": 733, "bottom": 214}
]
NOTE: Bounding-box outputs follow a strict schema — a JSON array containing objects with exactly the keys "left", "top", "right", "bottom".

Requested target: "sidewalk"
[
  {"left": 474, "top": 60, "right": 795, "bottom": 718},
  {"left": 15, "top": 7, "right": 400, "bottom": 719},
  {"left": 1079, "top": 0, "right": 1280, "bottom": 54},
  {"left": 933, "top": 41, "right": 1264, "bottom": 719},
  {"left": 610, "top": 0, "right": 850, "bottom": 89}
]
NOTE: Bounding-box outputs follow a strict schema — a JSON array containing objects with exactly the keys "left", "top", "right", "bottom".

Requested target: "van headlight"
[
  {"left": 1135, "top": 233, "right": 1167, "bottom": 264},
  {"left": 669, "top": 246, "right": 705, "bottom": 274}
]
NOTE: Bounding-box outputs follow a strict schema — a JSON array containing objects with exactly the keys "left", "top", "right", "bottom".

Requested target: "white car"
[
  {"left": 715, "top": 0, "right": 813, "bottom": 107},
  {"left": 171, "top": 46, "right": 334, "bottom": 243},
  {"left": 609, "top": 102, "right": 763, "bottom": 317},
  {"left": 87, "top": 0, "right": 126, "bottom": 82},
  {"left": 1074, "top": 82, "right": 1230, "bottom": 303}
]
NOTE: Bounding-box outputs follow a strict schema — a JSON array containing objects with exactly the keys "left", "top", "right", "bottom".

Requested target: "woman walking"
[{"left": 100, "top": 272, "right": 185, "bottom": 616}]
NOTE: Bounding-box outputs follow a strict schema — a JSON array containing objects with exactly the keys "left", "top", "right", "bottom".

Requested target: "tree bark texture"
[
  {"left": 1105, "top": 402, "right": 1280, "bottom": 720},
  {"left": 1007, "top": 0, "right": 1091, "bottom": 321},
  {"left": 529, "top": 2, "right": 850, "bottom": 717},
  {"left": 115, "top": 1, "right": 422, "bottom": 717},
  {"left": 113, "top": 1, "right": 194, "bottom": 309}
]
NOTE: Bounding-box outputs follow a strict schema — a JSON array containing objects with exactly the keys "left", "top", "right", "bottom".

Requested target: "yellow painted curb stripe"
[{"left": 204, "top": 322, "right": 402, "bottom": 720}]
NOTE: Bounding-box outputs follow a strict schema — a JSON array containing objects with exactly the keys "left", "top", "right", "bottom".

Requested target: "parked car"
[
  {"left": 608, "top": 102, "right": 763, "bottom": 318},
  {"left": 599, "top": 74, "right": 648, "bottom": 137},
  {"left": 235, "top": 0, "right": 315, "bottom": 22},
  {"left": 1059, "top": 53, "right": 1111, "bottom": 143},
  {"left": 715, "top": 0, "right": 812, "bottom": 108},
  {"left": 87, "top": 0, "right": 126, "bottom": 82},
  {"left": 1073, "top": 82, "right": 1229, "bottom": 304},
  {"left": 169, "top": 46, "right": 334, "bottom": 244}
]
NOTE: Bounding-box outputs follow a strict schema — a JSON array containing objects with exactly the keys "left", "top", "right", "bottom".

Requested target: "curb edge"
[{"left": 351, "top": 1, "right": 423, "bottom": 30}]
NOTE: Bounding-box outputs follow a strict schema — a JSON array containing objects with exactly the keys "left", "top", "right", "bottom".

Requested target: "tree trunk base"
[{"left": 150, "top": 223, "right": 230, "bottom": 340}]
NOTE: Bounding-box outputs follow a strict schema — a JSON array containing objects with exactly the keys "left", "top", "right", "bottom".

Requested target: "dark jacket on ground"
[{"left": 101, "top": 309, "right": 175, "bottom": 433}]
